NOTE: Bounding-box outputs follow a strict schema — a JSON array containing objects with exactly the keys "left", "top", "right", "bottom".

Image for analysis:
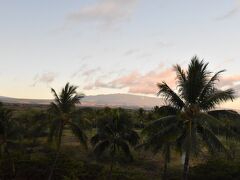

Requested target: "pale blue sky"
[{"left": 1, "top": 0, "right": 240, "bottom": 108}]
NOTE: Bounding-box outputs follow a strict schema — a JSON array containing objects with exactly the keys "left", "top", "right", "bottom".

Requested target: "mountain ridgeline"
[{"left": 0, "top": 94, "right": 163, "bottom": 109}]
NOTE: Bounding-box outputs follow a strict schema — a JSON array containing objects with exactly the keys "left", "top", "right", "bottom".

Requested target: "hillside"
[{"left": 0, "top": 94, "right": 163, "bottom": 109}]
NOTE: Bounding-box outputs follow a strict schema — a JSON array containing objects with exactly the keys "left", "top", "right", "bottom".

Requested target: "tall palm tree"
[
  {"left": 140, "top": 105, "right": 179, "bottom": 180},
  {"left": 48, "top": 83, "right": 87, "bottom": 180},
  {"left": 144, "top": 56, "right": 236, "bottom": 180},
  {"left": 91, "top": 108, "right": 139, "bottom": 179},
  {"left": 139, "top": 136, "right": 174, "bottom": 180}
]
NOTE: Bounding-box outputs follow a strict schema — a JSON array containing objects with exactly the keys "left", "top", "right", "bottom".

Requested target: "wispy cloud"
[
  {"left": 216, "top": 7, "right": 239, "bottom": 20},
  {"left": 215, "top": 0, "right": 240, "bottom": 20},
  {"left": 82, "top": 67, "right": 101, "bottom": 76},
  {"left": 123, "top": 49, "right": 140, "bottom": 56},
  {"left": 223, "top": 58, "right": 235, "bottom": 64},
  {"left": 137, "top": 52, "right": 152, "bottom": 59},
  {"left": 155, "top": 41, "right": 173, "bottom": 48},
  {"left": 81, "top": 55, "right": 92, "bottom": 61},
  {"left": 71, "top": 64, "right": 88, "bottom": 78},
  {"left": 66, "top": 0, "right": 140, "bottom": 28},
  {"left": 31, "top": 72, "right": 57, "bottom": 87},
  {"left": 71, "top": 66, "right": 101, "bottom": 79}
]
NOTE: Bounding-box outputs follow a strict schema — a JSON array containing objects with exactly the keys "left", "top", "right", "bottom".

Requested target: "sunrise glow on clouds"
[{"left": 0, "top": 0, "right": 240, "bottom": 109}]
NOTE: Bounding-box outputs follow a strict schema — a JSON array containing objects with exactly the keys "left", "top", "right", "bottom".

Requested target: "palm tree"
[
  {"left": 91, "top": 108, "right": 139, "bottom": 179},
  {"left": 144, "top": 56, "right": 236, "bottom": 180},
  {"left": 140, "top": 106, "right": 179, "bottom": 180},
  {"left": 48, "top": 83, "right": 87, "bottom": 180},
  {"left": 0, "top": 102, "right": 16, "bottom": 177},
  {"left": 139, "top": 136, "right": 173, "bottom": 180}
]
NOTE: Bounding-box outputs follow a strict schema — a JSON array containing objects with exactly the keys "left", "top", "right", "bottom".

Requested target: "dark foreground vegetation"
[{"left": 1, "top": 57, "right": 240, "bottom": 180}]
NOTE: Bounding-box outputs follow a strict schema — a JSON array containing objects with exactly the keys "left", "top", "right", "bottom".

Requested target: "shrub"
[{"left": 190, "top": 159, "right": 240, "bottom": 180}]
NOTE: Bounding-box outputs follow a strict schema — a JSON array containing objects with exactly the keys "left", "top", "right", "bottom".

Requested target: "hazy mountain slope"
[{"left": 0, "top": 94, "right": 163, "bottom": 108}]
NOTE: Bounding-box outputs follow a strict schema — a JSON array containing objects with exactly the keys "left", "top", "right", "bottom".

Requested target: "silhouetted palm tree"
[
  {"left": 144, "top": 57, "right": 236, "bottom": 180},
  {"left": 91, "top": 108, "right": 139, "bottom": 179},
  {"left": 139, "top": 134, "right": 174, "bottom": 180},
  {"left": 140, "top": 106, "right": 179, "bottom": 179},
  {"left": 48, "top": 83, "right": 87, "bottom": 180}
]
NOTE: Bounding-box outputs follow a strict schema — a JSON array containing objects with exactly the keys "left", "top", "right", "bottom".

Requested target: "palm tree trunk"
[
  {"left": 109, "top": 157, "right": 114, "bottom": 180},
  {"left": 109, "top": 144, "right": 116, "bottom": 180},
  {"left": 48, "top": 122, "right": 64, "bottom": 180},
  {"left": 183, "top": 147, "right": 190, "bottom": 180},
  {"left": 162, "top": 159, "right": 168, "bottom": 180},
  {"left": 162, "top": 144, "right": 170, "bottom": 180},
  {"left": 183, "top": 120, "right": 192, "bottom": 180}
]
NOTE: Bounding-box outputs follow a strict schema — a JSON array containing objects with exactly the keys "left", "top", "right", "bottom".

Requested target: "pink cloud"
[
  {"left": 83, "top": 65, "right": 176, "bottom": 95},
  {"left": 83, "top": 65, "right": 240, "bottom": 95},
  {"left": 67, "top": 0, "right": 139, "bottom": 27},
  {"left": 219, "top": 75, "right": 240, "bottom": 87},
  {"left": 110, "top": 71, "right": 141, "bottom": 87}
]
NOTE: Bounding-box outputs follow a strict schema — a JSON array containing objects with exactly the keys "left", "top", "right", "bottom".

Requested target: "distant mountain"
[
  {"left": 0, "top": 94, "right": 163, "bottom": 109},
  {"left": 0, "top": 96, "right": 50, "bottom": 105}
]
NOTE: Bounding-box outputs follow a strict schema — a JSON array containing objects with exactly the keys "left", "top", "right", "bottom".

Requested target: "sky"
[{"left": 0, "top": 0, "right": 240, "bottom": 108}]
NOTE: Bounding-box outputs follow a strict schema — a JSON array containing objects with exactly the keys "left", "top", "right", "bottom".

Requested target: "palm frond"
[
  {"left": 122, "top": 130, "right": 139, "bottom": 146},
  {"left": 69, "top": 122, "right": 88, "bottom": 149},
  {"left": 174, "top": 64, "right": 187, "bottom": 99},
  {"left": 196, "top": 112, "right": 224, "bottom": 129},
  {"left": 69, "top": 94, "right": 85, "bottom": 105},
  {"left": 198, "top": 70, "right": 225, "bottom": 103},
  {"left": 93, "top": 140, "right": 110, "bottom": 157},
  {"left": 157, "top": 82, "right": 185, "bottom": 109},
  {"left": 49, "top": 102, "right": 60, "bottom": 114},
  {"left": 116, "top": 139, "right": 133, "bottom": 161},
  {"left": 184, "top": 57, "right": 210, "bottom": 104},
  {"left": 51, "top": 88, "right": 61, "bottom": 105},
  {"left": 143, "top": 115, "right": 180, "bottom": 135},
  {"left": 198, "top": 125, "right": 227, "bottom": 154},
  {"left": 145, "top": 122, "right": 180, "bottom": 144},
  {"left": 174, "top": 64, "right": 187, "bottom": 84},
  {"left": 200, "top": 89, "right": 235, "bottom": 110},
  {"left": 207, "top": 110, "right": 240, "bottom": 140}
]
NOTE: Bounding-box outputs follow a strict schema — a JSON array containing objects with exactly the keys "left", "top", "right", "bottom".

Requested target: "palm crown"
[
  {"left": 158, "top": 56, "right": 234, "bottom": 111},
  {"left": 50, "top": 82, "right": 84, "bottom": 114},
  {"left": 91, "top": 108, "right": 139, "bottom": 179},
  {"left": 91, "top": 108, "right": 139, "bottom": 161}
]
